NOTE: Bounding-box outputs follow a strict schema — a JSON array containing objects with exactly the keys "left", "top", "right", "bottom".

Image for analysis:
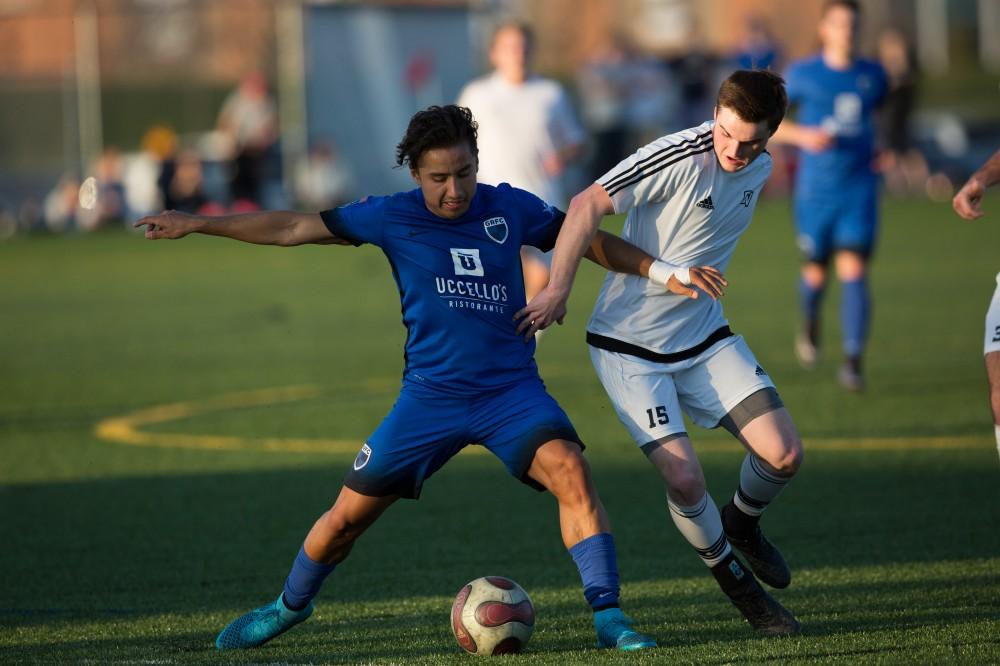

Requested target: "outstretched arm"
[
  {"left": 770, "top": 120, "right": 834, "bottom": 153},
  {"left": 513, "top": 184, "right": 613, "bottom": 337},
  {"left": 586, "top": 231, "right": 727, "bottom": 301},
  {"left": 134, "top": 209, "right": 348, "bottom": 246},
  {"left": 953, "top": 147, "right": 1000, "bottom": 220},
  {"left": 513, "top": 184, "right": 727, "bottom": 338}
]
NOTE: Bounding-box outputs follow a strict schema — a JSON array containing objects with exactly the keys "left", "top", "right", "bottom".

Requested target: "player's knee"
[
  {"left": 317, "top": 509, "right": 366, "bottom": 555},
  {"left": 664, "top": 465, "right": 705, "bottom": 505},
  {"left": 989, "top": 384, "right": 1000, "bottom": 420},
  {"left": 769, "top": 439, "right": 804, "bottom": 475},
  {"left": 544, "top": 447, "right": 593, "bottom": 504}
]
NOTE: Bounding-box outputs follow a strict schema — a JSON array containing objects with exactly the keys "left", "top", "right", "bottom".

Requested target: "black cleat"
[
  {"left": 722, "top": 503, "right": 791, "bottom": 589},
  {"left": 728, "top": 582, "right": 801, "bottom": 636}
]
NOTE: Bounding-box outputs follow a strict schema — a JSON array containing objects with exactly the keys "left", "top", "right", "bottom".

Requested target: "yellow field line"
[
  {"left": 94, "top": 385, "right": 362, "bottom": 454},
  {"left": 94, "top": 385, "right": 991, "bottom": 455}
]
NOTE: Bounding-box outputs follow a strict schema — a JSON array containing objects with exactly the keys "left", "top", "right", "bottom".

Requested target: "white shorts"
[
  {"left": 986, "top": 273, "right": 1000, "bottom": 356},
  {"left": 589, "top": 335, "right": 777, "bottom": 449}
]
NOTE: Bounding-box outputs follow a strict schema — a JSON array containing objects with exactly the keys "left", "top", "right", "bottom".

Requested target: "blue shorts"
[
  {"left": 794, "top": 184, "right": 879, "bottom": 264},
  {"left": 344, "top": 376, "right": 582, "bottom": 499}
]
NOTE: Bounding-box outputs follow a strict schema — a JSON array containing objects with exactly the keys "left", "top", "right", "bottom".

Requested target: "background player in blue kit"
[
  {"left": 135, "top": 105, "right": 660, "bottom": 653},
  {"left": 772, "top": 0, "right": 888, "bottom": 391}
]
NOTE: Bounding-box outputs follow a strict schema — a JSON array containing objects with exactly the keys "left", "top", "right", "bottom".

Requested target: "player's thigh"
[
  {"left": 832, "top": 185, "right": 879, "bottom": 261},
  {"left": 676, "top": 336, "right": 777, "bottom": 432},
  {"left": 589, "top": 346, "right": 686, "bottom": 452},
  {"left": 794, "top": 198, "right": 838, "bottom": 264},
  {"left": 471, "top": 377, "right": 583, "bottom": 492},
  {"left": 344, "top": 389, "right": 467, "bottom": 500}
]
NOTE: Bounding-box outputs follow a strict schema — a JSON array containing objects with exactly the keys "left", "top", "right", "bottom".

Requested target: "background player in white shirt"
[
  {"left": 516, "top": 70, "right": 802, "bottom": 636},
  {"left": 458, "top": 21, "right": 586, "bottom": 303},
  {"left": 952, "top": 146, "right": 1000, "bottom": 461}
]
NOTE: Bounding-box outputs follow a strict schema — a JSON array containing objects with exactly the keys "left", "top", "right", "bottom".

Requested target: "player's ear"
[
  {"left": 410, "top": 167, "right": 421, "bottom": 185},
  {"left": 713, "top": 106, "right": 719, "bottom": 121}
]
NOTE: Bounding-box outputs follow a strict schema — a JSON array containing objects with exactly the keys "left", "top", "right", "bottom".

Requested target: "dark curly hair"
[
  {"left": 716, "top": 69, "right": 788, "bottom": 133},
  {"left": 395, "top": 105, "right": 479, "bottom": 169}
]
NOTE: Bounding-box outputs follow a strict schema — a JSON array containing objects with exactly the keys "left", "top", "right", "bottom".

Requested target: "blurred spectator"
[
  {"left": 666, "top": 22, "right": 719, "bottom": 131},
  {"left": 76, "top": 147, "right": 127, "bottom": 231},
  {"left": 216, "top": 70, "right": 279, "bottom": 209},
  {"left": 123, "top": 124, "right": 176, "bottom": 221},
  {"left": 458, "top": 21, "right": 586, "bottom": 304},
  {"left": 876, "top": 27, "right": 929, "bottom": 196},
  {"left": 293, "top": 140, "right": 355, "bottom": 210},
  {"left": 623, "top": 48, "right": 677, "bottom": 150},
  {"left": 164, "top": 148, "right": 215, "bottom": 214},
  {"left": 43, "top": 174, "right": 81, "bottom": 233},
  {"left": 734, "top": 15, "right": 782, "bottom": 72},
  {"left": 577, "top": 36, "right": 632, "bottom": 181}
]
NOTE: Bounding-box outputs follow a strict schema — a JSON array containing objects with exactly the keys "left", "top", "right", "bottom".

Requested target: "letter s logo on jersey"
[{"left": 450, "top": 248, "right": 484, "bottom": 276}]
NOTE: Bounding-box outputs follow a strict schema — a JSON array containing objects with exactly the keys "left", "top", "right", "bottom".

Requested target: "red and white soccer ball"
[{"left": 451, "top": 576, "right": 535, "bottom": 656}]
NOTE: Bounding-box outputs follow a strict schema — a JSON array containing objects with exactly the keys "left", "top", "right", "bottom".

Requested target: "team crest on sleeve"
[
  {"left": 483, "top": 217, "right": 508, "bottom": 244},
  {"left": 353, "top": 443, "right": 372, "bottom": 471}
]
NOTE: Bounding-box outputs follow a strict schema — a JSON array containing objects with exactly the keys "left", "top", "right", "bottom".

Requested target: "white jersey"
[
  {"left": 458, "top": 73, "right": 585, "bottom": 205},
  {"left": 588, "top": 121, "right": 772, "bottom": 354}
]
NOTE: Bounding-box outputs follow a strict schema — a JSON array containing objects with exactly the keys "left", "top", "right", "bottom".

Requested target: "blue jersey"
[
  {"left": 321, "top": 183, "right": 564, "bottom": 395},
  {"left": 785, "top": 55, "right": 888, "bottom": 200}
]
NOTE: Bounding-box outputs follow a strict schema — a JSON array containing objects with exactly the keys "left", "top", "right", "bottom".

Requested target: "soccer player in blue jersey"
[
  {"left": 772, "top": 0, "right": 888, "bottom": 390},
  {"left": 135, "top": 105, "right": 660, "bottom": 653}
]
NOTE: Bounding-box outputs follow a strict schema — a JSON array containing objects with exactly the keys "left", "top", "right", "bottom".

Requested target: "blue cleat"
[
  {"left": 215, "top": 594, "right": 313, "bottom": 650},
  {"left": 594, "top": 608, "right": 657, "bottom": 651}
]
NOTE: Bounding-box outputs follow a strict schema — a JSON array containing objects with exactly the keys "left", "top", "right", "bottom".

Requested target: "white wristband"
[
  {"left": 649, "top": 260, "right": 691, "bottom": 286},
  {"left": 648, "top": 259, "right": 677, "bottom": 286}
]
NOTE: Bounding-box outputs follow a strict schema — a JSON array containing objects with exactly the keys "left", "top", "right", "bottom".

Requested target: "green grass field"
[{"left": 2, "top": 195, "right": 999, "bottom": 664}]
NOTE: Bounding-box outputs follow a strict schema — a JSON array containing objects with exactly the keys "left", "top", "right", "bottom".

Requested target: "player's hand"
[
  {"left": 665, "top": 266, "right": 727, "bottom": 300},
  {"left": 542, "top": 152, "right": 565, "bottom": 178},
  {"left": 952, "top": 177, "right": 985, "bottom": 220},
  {"left": 133, "top": 210, "right": 201, "bottom": 240},
  {"left": 513, "top": 285, "right": 569, "bottom": 340},
  {"left": 799, "top": 127, "right": 834, "bottom": 153}
]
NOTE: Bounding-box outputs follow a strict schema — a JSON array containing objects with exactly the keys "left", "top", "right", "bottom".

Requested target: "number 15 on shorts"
[{"left": 645, "top": 405, "right": 669, "bottom": 429}]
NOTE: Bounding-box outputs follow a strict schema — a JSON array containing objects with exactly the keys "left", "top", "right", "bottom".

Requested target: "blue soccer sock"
[
  {"left": 281, "top": 545, "right": 337, "bottom": 611},
  {"left": 799, "top": 276, "right": 824, "bottom": 332},
  {"left": 840, "top": 277, "right": 870, "bottom": 360},
  {"left": 569, "top": 532, "right": 621, "bottom": 612}
]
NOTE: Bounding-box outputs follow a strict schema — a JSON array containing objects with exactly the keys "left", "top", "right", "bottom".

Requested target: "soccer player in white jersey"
[
  {"left": 952, "top": 146, "right": 1000, "bottom": 461},
  {"left": 515, "top": 70, "right": 802, "bottom": 636},
  {"left": 458, "top": 21, "right": 586, "bottom": 304}
]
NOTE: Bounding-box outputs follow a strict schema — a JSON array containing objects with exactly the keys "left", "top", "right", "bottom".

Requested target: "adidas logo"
[
  {"left": 755, "top": 365, "right": 767, "bottom": 377},
  {"left": 696, "top": 195, "right": 714, "bottom": 210}
]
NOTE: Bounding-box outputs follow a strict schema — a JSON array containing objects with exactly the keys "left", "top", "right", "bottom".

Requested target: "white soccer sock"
[
  {"left": 995, "top": 424, "right": 1000, "bottom": 462},
  {"left": 732, "top": 453, "right": 793, "bottom": 517},
  {"left": 667, "top": 492, "right": 732, "bottom": 568}
]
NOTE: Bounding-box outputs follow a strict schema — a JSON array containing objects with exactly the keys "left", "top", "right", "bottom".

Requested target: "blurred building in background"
[{"left": 0, "top": 0, "right": 997, "bottom": 233}]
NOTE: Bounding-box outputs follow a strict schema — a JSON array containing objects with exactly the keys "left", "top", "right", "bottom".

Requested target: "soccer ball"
[{"left": 451, "top": 576, "right": 535, "bottom": 656}]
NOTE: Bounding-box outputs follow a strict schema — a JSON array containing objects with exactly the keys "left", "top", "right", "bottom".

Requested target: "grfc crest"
[
  {"left": 483, "top": 217, "right": 508, "bottom": 244},
  {"left": 353, "top": 443, "right": 372, "bottom": 471}
]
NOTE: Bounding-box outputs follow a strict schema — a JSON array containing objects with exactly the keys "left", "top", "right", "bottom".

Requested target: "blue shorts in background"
[
  {"left": 794, "top": 184, "right": 879, "bottom": 263},
  {"left": 344, "top": 376, "right": 582, "bottom": 499}
]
